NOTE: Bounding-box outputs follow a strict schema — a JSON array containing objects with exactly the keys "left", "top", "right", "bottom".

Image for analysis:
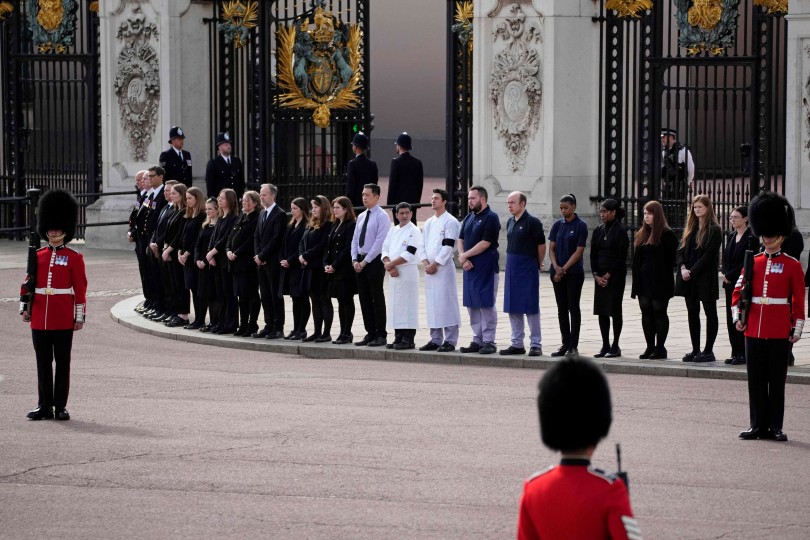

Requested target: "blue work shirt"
[{"left": 549, "top": 214, "right": 588, "bottom": 276}]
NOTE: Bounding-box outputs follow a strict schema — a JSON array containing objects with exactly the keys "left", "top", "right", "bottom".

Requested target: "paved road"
[{"left": 1, "top": 243, "right": 810, "bottom": 539}]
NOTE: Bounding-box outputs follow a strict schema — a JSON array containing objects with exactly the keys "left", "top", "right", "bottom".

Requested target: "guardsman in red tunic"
[
  {"left": 19, "top": 190, "right": 87, "bottom": 421},
  {"left": 732, "top": 192, "right": 804, "bottom": 442},
  {"left": 517, "top": 358, "right": 641, "bottom": 540}
]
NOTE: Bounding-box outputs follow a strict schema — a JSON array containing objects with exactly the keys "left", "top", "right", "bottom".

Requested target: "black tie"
[
  {"left": 262, "top": 210, "right": 268, "bottom": 223},
  {"left": 359, "top": 211, "right": 370, "bottom": 248}
]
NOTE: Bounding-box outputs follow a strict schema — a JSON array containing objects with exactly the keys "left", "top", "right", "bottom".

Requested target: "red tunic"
[
  {"left": 732, "top": 252, "right": 805, "bottom": 339},
  {"left": 23, "top": 245, "right": 88, "bottom": 331},
  {"left": 517, "top": 461, "right": 641, "bottom": 540}
]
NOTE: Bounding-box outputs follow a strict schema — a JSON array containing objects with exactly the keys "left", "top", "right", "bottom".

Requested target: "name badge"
[
  {"left": 771, "top": 263, "right": 784, "bottom": 274},
  {"left": 55, "top": 255, "right": 69, "bottom": 266},
  {"left": 187, "top": 160, "right": 192, "bottom": 166}
]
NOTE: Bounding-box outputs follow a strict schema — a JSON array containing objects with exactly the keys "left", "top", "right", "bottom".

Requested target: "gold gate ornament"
[
  {"left": 605, "top": 0, "right": 654, "bottom": 18},
  {"left": 753, "top": 0, "right": 788, "bottom": 13}
]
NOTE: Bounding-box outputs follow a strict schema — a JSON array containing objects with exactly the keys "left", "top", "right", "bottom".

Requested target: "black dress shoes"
[
  {"left": 768, "top": 430, "right": 788, "bottom": 442},
  {"left": 550, "top": 345, "right": 568, "bottom": 357},
  {"left": 639, "top": 347, "right": 655, "bottom": 359},
  {"left": 730, "top": 356, "right": 746, "bottom": 365},
  {"left": 284, "top": 331, "right": 297, "bottom": 340},
  {"left": 386, "top": 343, "right": 396, "bottom": 349},
  {"left": 355, "top": 335, "right": 373, "bottom": 346},
  {"left": 649, "top": 348, "right": 668, "bottom": 360},
  {"left": 334, "top": 334, "right": 352, "bottom": 345},
  {"left": 394, "top": 341, "right": 415, "bottom": 350},
  {"left": 437, "top": 342, "right": 456, "bottom": 353},
  {"left": 739, "top": 427, "right": 765, "bottom": 440},
  {"left": 528, "top": 347, "right": 542, "bottom": 357},
  {"left": 593, "top": 346, "right": 610, "bottom": 358},
  {"left": 267, "top": 330, "right": 284, "bottom": 340},
  {"left": 419, "top": 341, "right": 440, "bottom": 351},
  {"left": 459, "top": 342, "right": 482, "bottom": 354},
  {"left": 682, "top": 351, "right": 699, "bottom": 362},
  {"left": 499, "top": 346, "right": 526, "bottom": 356},
  {"left": 26, "top": 406, "right": 54, "bottom": 420},
  {"left": 604, "top": 346, "right": 622, "bottom": 358},
  {"left": 302, "top": 334, "right": 319, "bottom": 342},
  {"left": 479, "top": 343, "right": 497, "bottom": 355},
  {"left": 367, "top": 336, "right": 387, "bottom": 347},
  {"left": 252, "top": 327, "right": 270, "bottom": 338},
  {"left": 165, "top": 317, "right": 187, "bottom": 328},
  {"left": 694, "top": 351, "right": 716, "bottom": 363},
  {"left": 315, "top": 335, "right": 332, "bottom": 343},
  {"left": 724, "top": 357, "right": 735, "bottom": 365},
  {"left": 54, "top": 408, "right": 70, "bottom": 421},
  {"left": 200, "top": 324, "right": 214, "bottom": 333}
]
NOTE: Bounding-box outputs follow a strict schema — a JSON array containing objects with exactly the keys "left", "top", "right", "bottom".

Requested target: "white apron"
[
  {"left": 382, "top": 222, "right": 423, "bottom": 329},
  {"left": 419, "top": 212, "right": 461, "bottom": 328}
]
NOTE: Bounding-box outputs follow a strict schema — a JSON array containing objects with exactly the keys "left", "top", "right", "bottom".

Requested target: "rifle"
[
  {"left": 19, "top": 230, "right": 40, "bottom": 317},
  {"left": 737, "top": 236, "right": 758, "bottom": 327},
  {"left": 615, "top": 444, "right": 629, "bottom": 493}
]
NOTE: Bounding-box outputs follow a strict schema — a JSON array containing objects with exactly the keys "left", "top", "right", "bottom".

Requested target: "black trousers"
[
  {"left": 637, "top": 296, "right": 670, "bottom": 350},
  {"left": 393, "top": 329, "right": 416, "bottom": 344},
  {"left": 310, "top": 290, "right": 334, "bottom": 336},
  {"left": 258, "top": 265, "right": 285, "bottom": 332},
  {"left": 32, "top": 329, "right": 73, "bottom": 409},
  {"left": 219, "top": 266, "right": 238, "bottom": 329},
  {"left": 336, "top": 296, "right": 356, "bottom": 336},
  {"left": 685, "top": 295, "right": 718, "bottom": 353},
  {"left": 145, "top": 250, "right": 164, "bottom": 311},
  {"left": 209, "top": 266, "right": 224, "bottom": 326},
  {"left": 170, "top": 260, "right": 189, "bottom": 314},
  {"left": 355, "top": 256, "right": 387, "bottom": 338},
  {"left": 551, "top": 273, "right": 585, "bottom": 349},
  {"left": 159, "top": 257, "right": 175, "bottom": 315},
  {"left": 745, "top": 337, "right": 789, "bottom": 431},
  {"left": 724, "top": 287, "right": 746, "bottom": 359},
  {"left": 135, "top": 239, "right": 150, "bottom": 305}
]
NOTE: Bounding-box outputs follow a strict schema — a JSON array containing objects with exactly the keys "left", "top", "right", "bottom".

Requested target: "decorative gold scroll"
[
  {"left": 753, "top": 0, "right": 788, "bottom": 13},
  {"left": 605, "top": 0, "right": 654, "bottom": 18}
]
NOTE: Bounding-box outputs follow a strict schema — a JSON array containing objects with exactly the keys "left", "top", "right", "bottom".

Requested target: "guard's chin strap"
[{"left": 47, "top": 232, "right": 66, "bottom": 243}]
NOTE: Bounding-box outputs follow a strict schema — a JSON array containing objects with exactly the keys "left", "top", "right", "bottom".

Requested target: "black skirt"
[{"left": 593, "top": 273, "right": 626, "bottom": 317}]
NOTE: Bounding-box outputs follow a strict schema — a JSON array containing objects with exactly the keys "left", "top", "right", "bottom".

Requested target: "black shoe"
[
  {"left": 284, "top": 331, "right": 297, "bottom": 340},
  {"left": 218, "top": 326, "right": 237, "bottom": 335},
  {"left": 604, "top": 346, "right": 622, "bottom": 358},
  {"left": 479, "top": 343, "right": 497, "bottom": 355},
  {"left": 154, "top": 313, "right": 172, "bottom": 323},
  {"left": 724, "top": 357, "right": 734, "bottom": 364},
  {"left": 267, "top": 330, "right": 284, "bottom": 340},
  {"left": 499, "top": 346, "right": 526, "bottom": 356},
  {"left": 639, "top": 347, "right": 655, "bottom": 359},
  {"left": 26, "top": 406, "right": 54, "bottom": 420},
  {"left": 460, "top": 342, "right": 482, "bottom": 354},
  {"left": 334, "top": 334, "right": 352, "bottom": 345},
  {"left": 649, "top": 348, "right": 668, "bottom": 360},
  {"left": 165, "top": 317, "right": 187, "bottom": 328},
  {"left": 252, "top": 327, "right": 271, "bottom": 338},
  {"left": 315, "top": 335, "right": 332, "bottom": 343},
  {"left": 368, "top": 337, "right": 387, "bottom": 347},
  {"left": 233, "top": 326, "right": 248, "bottom": 336},
  {"left": 730, "top": 356, "right": 746, "bottom": 366},
  {"left": 291, "top": 331, "right": 307, "bottom": 340},
  {"left": 394, "top": 341, "right": 415, "bottom": 350},
  {"left": 768, "top": 430, "right": 788, "bottom": 442},
  {"left": 682, "top": 351, "right": 699, "bottom": 362},
  {"left": 739, "top": 427, "right": 765, "bottom": 440},
  {"left": 593, "top": 346, "right": 610, "bottom": 358},
  {"left": 694, "top": 351, "right": 716, "bottom": 363},
  {"left": 550, "top": 345, "right": 568, "bottom": 357},
  {"left": 385, "top": 343, "right": 395, "bottom": 349},
  {"left": 419, "top": 341, "right": 440, "bottom": 351},
  {"left": 528, "top": 347, "right": 542, "bottom": 357},
  {"left": 354, "top": 335, "right": 373, "bottom": 346},
  {"left": 185, "top": 321, "right": 205, "bottom": 331},
  {"left": 302, "top": 334, "right": 319, "bottom": 343},
  {"left": 54, "top": 408, "right": 70, "bottom": 421},
  {"left": 436, "top": 342, "right": 456, "bottom": 353},
  {"left": 200, "top": 324, "right": 214, "bottom": 333}
]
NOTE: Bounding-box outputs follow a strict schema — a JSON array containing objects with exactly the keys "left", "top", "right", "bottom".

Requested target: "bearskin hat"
[
  {"left": 748, "top": 191, "right": 795, "bottom": 238},
  {"left": 537, "top": 358, "right": 612, "bottom": 452},
  {"left": 37, "top": 189, "right": 79, "bottom": 244}
]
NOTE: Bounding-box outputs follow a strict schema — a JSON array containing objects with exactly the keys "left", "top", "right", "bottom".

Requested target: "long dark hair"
[
  {"left": 635, "top": 200, "right": 670, "bottom": 247},
  {"left": 331, "top": 196, "right": 356, "bottom": 223},
  {"left": 289, "top": 197, "right": 311, "bottom": 226}
]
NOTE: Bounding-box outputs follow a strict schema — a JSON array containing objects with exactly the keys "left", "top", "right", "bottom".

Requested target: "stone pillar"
[
  {"left": 473, "top": 0, "right": 601, "bottom": 266},
  {"left": 85, "top": 0, "right": 208, "bottom": 249},
  {"left": 786, "top": 0, "right": 810, "bottom": 232}
]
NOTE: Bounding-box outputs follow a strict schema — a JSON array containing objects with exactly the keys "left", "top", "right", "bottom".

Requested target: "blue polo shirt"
[{"left": 549, "top": 214, "right": 588, "bottom": 275}]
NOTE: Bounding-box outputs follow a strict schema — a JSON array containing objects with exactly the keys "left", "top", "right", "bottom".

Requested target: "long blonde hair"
[
  {"left": 202, "top": 197, "right": 219, "bottom": 228},
  {"left": 680, "top": 194, "right": 720, "bottom": 249}
]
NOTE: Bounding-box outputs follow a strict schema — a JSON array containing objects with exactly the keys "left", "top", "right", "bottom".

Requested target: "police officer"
[
  {"left": 517, "top": 358, "right": 640, "bottom": 539},
  {"left": 159, "top": 126, "right": 193, "bottom": 186},
  {"left": 20, "top": 189, "right": 88, "bottom": 421},
  {"left": 660, "top": 127, "right": 695, "bottom": 229},
  {"left": 733, "top": 192, "right": 805, "bottom": 442},
  {"left": 205, "top": 132, "right": 244, "bottom": 198},
  {"left": 345, "top": 132, "right": 378, "bottom": 208},
  {"left": 386, "top": 132, "right": 423, "bottom": 224}
]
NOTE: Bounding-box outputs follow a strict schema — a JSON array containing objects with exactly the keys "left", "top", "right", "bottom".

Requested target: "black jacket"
[
  {"left": 180, "top": 213, "right": 205, "bottom": 255},
  {"left": 387, "top": 152, "right": 424, "bottom": 206},
  {"left": 278, "top": 220, "right": 307, "bottom": 297},
  {"left": 227, "top": 211, "right": 260, "bottom": 273},
  {"left": 590, "top": 221, "right": 629, "bottom": 277},
  {"left": 253, "top": 204, "right": 287, "bottom": 264},
  {"left": 205, "top": 155, "right": 244, "bottom": 198},
  {"left": 721, "top": 228, "right": 753, "bottom": 290},
  {"left": 674, "top": 223, "right": 722, "bottom": 300},
  {"left": 346, "top": 154, "right": 379, "bottom": 207},
  {"left": 159, "top": 147, "right": 192, "bottom": 186},
  {"left": 209, "top": 213, "right": 239, "bottom": 267},
  {"left": 164, "top": 209, "right": 186, "bottom": 260},
  {"left": 631, "top": 229, "right": 678, "bottom": 300},
  {"left": 140, "top": 187, "right": 168, "bottom": 242},
  {"left": 150, "top": 202, "right": 176, "bottom": 249},
  {"left": 324, "top": 220, "right": 356, "bottom": 282}
]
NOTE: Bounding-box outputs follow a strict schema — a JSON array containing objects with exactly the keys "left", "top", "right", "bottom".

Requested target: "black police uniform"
[
  {"left": 346, "top": 154, "right": 379, "bottom": 208},
  {"left": 160, "top": 148, "right": 192, "bottom": 186},
  {"left": 387, "top": 151, "right": 423, "bottom": 224}
]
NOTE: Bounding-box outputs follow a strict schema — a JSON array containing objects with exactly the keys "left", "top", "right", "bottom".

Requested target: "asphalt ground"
[{"left": 1, "top": 242, "right": 810, "bottom": 539}]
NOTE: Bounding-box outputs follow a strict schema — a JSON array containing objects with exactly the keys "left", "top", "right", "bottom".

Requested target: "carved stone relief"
[
  {"left": 804, "top": 41, "right": 810, "bottom": 164},
  {"left": 489, "top": 3, "right": 543, "bottom": 173},
  {"left": 113, "top": 6, "right": 159, "bottom": 161}
]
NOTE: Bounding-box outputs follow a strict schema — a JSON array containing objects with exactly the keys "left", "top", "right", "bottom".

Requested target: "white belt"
[
  {"left": 34, "top": 288, "right": 73, "bottom": 295},
  {"left": 752, "top": 297, "right": 788, "bottom": 305}
]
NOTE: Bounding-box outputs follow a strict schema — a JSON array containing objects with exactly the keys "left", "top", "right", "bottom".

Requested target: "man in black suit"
[
  {"left": 139, "top": 167, "right": 168, "bottom": 318},
  {"left": 386, "top": 132, "right": 423, "bottom": 224},
  {"left": 148, "top": 179, "right": 179, "bottom": 322},
  {"left": 159, "top": 126, "right": 193, "bottom": 186},
  {"left": 205, "top": 132, "right": 244, "bottom": 198},
  {"left": 253, "top": 183, "right": 288, "bottom": 339},
  {"left": 129, "top": 170, "right": 150, "bottom": 313},
  {"left": 345, "top": 132, "right": 378, "bottom": 208}
]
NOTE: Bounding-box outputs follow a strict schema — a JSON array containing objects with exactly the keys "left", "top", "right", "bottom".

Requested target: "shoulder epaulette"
[
  {"left": 588, "top": 466, "right": 618, "bottom": 484},
  {"left": 783, "top": 253, "right": 799, "bottom": 262},
  {"left": 526, "top": 465, "right": 555, "bottom": 483}
]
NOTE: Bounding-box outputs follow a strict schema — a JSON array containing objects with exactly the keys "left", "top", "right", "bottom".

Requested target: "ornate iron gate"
[
  {"left": 207, "top": 0, "right": 370, "bottom": 210},
  {"left": 597, "top": 0, "right": 787, "bottom": 238},
  {"left": 0, "top": 0, "right": 101, "bottom": 238},
  {"left": 447, "top": 0, "right": 473, "bottom": 219}
]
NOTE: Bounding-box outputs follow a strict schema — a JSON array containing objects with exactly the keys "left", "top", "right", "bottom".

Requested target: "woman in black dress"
[
  {"left": 721, "top": 205, "right": 753, "bottom": 365},
  {"left": 324, "top": 196, "right": 357, "bottom": 345},
  {"left": 674, "top": 194, "right": 722, "bottom": 362},
  {"left": 631, "top": 200, "right": 678, "bottom": 359},
  {"left": 178, "top": 187, "right": 206, "bottom": 329},
  {"left": 279, "top": 197, "right": 311, "bottom": 340},
  {"left": 227, "top": 190, "right": 261, "bottom": 337},
  {"left": 206, "top": 188, "right": 240, "bottom": 334},
  {"left": 300, "top": 195, "right": 334, "bottom": 342},
  {"left": 590, "top": 198, "right": 629, "bottom": 358},
  {"left": 162, "top": 183, "right": 188, "bottom": 327},
  {"left": 196, "top": 198, "right": 219, "bottom": 332}
]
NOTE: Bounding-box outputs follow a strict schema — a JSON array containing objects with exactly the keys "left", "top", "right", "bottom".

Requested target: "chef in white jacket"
[
  {"left": 417, "top": 189, "right": 462, "bottom": 352},
  {"left": 382, "top": 202, "right": 423, "bottom": 350}
]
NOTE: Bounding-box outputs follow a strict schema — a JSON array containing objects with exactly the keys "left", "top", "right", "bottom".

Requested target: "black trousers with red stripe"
[
  {"left": 32, "top": 329, "right": 74, "bottom": 409},
  {"left": 744, "top": 337, "right": 789, "bottom": 431}
]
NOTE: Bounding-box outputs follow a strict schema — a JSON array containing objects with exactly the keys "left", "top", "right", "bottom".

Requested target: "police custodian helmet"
[
  {"left": 215, "top": 132, "right": 232, "bottom": 147},
  {"left": 395, "top": 132, "right": 412, "bottom": 150},
  {"left": 748, "top": 191, "right": 795, "bottom": 238},
  {"left": 537, "top": 358, "right": 613, "bottom": 451},
  {"left": 352, "top": 132, "right": 369, "bottom": 150},
  {"left": 168, "top": 126, "right": 185, "bottom": 143},
  {"left": 37, "top": 189, "right": 79, "bottom": 244}
]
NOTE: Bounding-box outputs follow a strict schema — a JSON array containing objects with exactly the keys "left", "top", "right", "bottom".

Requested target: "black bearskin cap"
[
  {"left": 537, "top": 358, "right": 612, "bottom": 452},
  {"left": 37, "top": 189, "right": 79, "bottom": 244},
  {"left": 748, "top": 191, "right": 794, "bottom": 238}
]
